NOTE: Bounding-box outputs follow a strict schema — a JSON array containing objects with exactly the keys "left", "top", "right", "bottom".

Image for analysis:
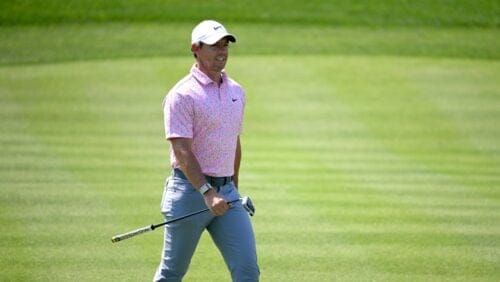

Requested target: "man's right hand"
[{"left": 203, "top": 189, "right": 230, "bottom": 216}]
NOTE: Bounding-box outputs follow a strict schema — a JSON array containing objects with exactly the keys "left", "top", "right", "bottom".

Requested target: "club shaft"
[
  {"left": 153, "top": 198, "right": 240, "bottom": 229},
  {"left": 152, "top": 208, "right": 208, "bottom": 229},
  {"left": 111, "top": 199, "right": 240, "bottom": 243}
]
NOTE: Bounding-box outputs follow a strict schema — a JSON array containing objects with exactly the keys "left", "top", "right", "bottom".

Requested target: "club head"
[{"left": 241, "top": 196, "right": 255, "bottom": 216}]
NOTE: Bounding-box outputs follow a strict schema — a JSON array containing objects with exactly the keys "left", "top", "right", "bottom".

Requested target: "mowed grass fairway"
[
  {"left": 2, "top": 55, "right": 499, "bottom": 281},
  {"left": 1, "top": 1, "right": 500, "bottom": 281}
]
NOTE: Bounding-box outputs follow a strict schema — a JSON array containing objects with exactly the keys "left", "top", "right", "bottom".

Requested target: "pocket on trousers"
[
  {"left": 222, "top": 182, "right": 241, "bottom": 203},
  {"left": 160, "top": 177, "right": 201, "bottom": 218},
  {"left": 160, "top": 177, "right": 175, "bottom": 215}
]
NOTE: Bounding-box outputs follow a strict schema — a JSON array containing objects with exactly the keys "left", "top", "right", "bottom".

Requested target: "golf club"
[{"left": 111, "top": 196, "right": 255, "bottom": 243}]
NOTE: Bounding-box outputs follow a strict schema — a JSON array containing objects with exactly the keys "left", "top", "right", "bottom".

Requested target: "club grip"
[{"left": 111, "top": 225, "right": 153, "bottom": 243}]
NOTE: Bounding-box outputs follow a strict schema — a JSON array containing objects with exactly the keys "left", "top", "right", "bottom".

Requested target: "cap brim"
[{"left": 201, "top": 33, "right": 236, "bottom": 45}]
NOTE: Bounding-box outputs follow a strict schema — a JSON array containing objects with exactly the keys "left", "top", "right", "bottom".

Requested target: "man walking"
[{"left": 153, "top": 20, "right": 259, "bottom": 281}]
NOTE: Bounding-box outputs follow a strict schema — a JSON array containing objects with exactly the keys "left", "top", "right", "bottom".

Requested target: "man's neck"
[{"left": 196, "top": 64, "right": 222, "bottom": 85}]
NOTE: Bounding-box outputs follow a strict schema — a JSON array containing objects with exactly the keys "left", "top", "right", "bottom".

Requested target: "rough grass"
[
  {"left": 0, "top": 23, "right": 499, "bottom": 66},
  {"left": 1, "top": 1, "right": 498, "bottom": 65},
  {"left": 1, "top": 0, "right": 498, "bottom": 27}
]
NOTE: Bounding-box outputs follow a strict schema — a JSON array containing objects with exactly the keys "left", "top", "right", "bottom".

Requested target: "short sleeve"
[{"left": 163, "top": 91, "right": 194, "bottom": 139}]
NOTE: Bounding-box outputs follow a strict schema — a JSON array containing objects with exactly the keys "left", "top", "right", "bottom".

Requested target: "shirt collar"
[{"left": 191, "top": 64, "right": 227, "bottom": 86}]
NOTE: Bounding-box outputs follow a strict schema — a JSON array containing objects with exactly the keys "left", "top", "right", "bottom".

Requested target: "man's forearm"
[
  {"left": 233, "top": 136, "right": 242, "bottom": 188},
  {"left": 170, "top": 137, "right": 230, "bottom": 215},
  {"left": 179, "top": 154, "right": 207, "bottom": 189},
  {"left": 171, "top": 138, "right": 207, "bottom": 189}
]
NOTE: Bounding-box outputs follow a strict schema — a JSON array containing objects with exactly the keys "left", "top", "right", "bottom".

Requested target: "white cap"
[{"left": 191, "top": 20, "right": 236, "bottom": 45}]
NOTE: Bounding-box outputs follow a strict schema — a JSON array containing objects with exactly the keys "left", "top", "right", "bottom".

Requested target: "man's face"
[{"left": 193, "top": 37, "right": 230, "bottom": 75}]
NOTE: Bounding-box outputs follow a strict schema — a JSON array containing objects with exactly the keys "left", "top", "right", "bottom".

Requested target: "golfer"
[{"left": 153, "top": 20, "right": 260, "bottom": 281}]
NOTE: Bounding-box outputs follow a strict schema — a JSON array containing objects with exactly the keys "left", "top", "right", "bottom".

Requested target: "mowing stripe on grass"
[
  {"left": 1, "top": 23, "right": 499, "bottom": 65},
  {"left": 1, "top": 55, "right": 499, "bottom": 281},
  {"left": 1, "top": 0, "right": 498, "bottom": 27}
]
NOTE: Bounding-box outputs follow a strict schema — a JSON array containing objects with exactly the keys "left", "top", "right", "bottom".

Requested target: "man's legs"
[
  {"left": 208, "top": 184, "right": 260, "bottom": 282},
  {"left": 153, "top": 177, "right": 211, "bottom": 282},
  {"left": 153, "top": 221, "right": 204, "bottom": 281}
]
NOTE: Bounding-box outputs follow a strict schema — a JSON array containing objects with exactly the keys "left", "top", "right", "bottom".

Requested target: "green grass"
[
  {"left": 1, "top": 23, "right": 499, "bottom": 65},
  {"left": 1, "top": 55, "right": 499, "bottom": 281},
  {"left": 1, "top": 0, "right": 498, "bottom": 27},
  {"left": 1, "top": 0, "right": 499, "bottom": 281},
  {"left": 1, "top": 1, "right": 498, "bottom": 65}
]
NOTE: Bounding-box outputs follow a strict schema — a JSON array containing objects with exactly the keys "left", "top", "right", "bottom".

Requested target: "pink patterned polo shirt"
[{"left": 163, "top": 65, "right": 246, "bottom": 177}]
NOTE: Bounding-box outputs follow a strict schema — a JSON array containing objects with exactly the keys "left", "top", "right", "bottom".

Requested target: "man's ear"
[{"left": 191, "top": 43, "right": 200, "bottom": 53}]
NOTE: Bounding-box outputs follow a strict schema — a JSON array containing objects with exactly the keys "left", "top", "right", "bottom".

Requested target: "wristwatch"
[{"left": 199, "top": 183, "right": 213, "bottom": 195}]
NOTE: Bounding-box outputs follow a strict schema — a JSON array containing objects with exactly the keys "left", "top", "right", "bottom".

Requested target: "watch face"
[{"left": 200, "top": 183, "right": 211, "bottom": 194}]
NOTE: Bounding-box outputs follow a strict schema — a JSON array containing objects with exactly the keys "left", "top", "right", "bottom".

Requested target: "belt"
[{"left": 172, "top": 168, "right": 232, "bottom": 187}]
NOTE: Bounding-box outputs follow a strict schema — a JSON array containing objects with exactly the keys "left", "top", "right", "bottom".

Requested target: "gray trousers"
[{"left": 153, "top": 177, "right": 259, "bottom": 282}]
